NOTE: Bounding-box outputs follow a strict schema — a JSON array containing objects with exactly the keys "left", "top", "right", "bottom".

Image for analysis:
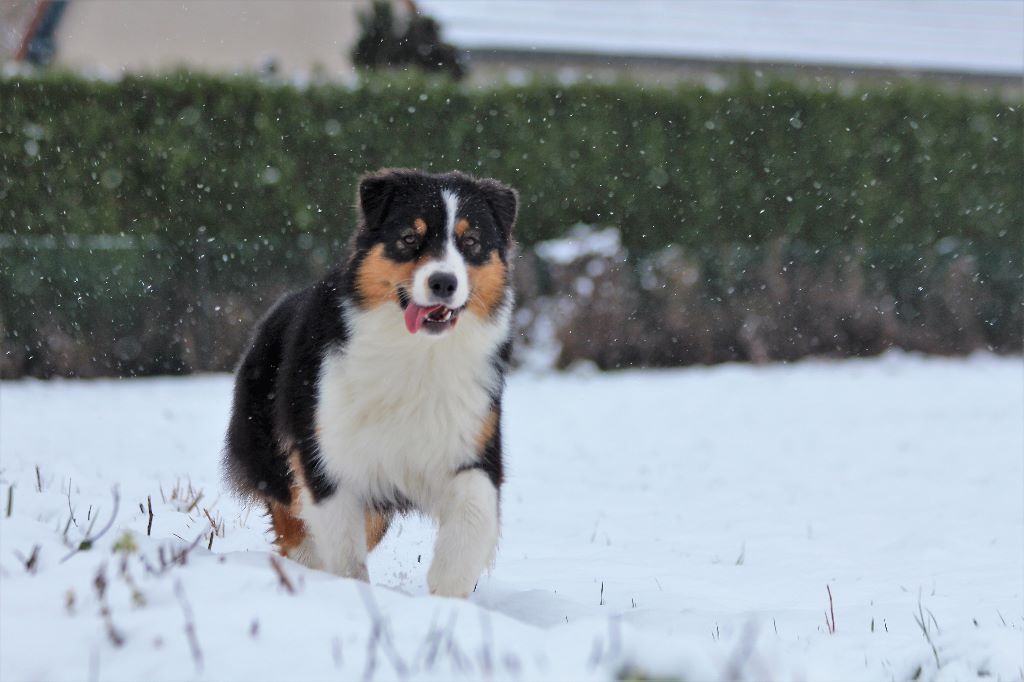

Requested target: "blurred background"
[{"left": 1, "top": 0, "right": 1021, "bottom": 378}]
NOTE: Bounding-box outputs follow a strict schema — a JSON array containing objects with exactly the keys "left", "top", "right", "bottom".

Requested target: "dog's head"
[{"left": 348, "top": 169, "right": 518, "bottom": 335}]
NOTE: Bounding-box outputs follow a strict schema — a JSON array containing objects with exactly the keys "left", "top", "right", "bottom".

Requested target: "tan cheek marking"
[
  {"left": 356, "top": 243, "right": 416, "bottom": 308},
  {"left": 467, "top": 252, "right": 507, "bottom": 318},
  {"left": 414, "top": 218, "right": 427, "bottom": 235},
  {"left": 455, "top": 218, "right": 470, "bottom": 237},
  {"left": 475, "top": 407, "right": 498, "bottom": 454}
]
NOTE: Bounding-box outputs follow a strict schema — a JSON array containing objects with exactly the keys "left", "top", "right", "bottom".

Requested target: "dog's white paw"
[
  {"left": 325, "top": 555, "right": 369, "bottom": 582},
  {"left": 427, "top": 559, "right": 476, "bottom": 598},
  {"left": 427, "top": 471, "right": 498, "bottom": 598},
  {"left": 284, "top": 537, "right": 324, "bottom": 570}
]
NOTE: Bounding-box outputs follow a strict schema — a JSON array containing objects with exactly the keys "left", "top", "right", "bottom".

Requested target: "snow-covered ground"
[{"left": 1, "top": 353, "right": 1021, "bottom": 681}]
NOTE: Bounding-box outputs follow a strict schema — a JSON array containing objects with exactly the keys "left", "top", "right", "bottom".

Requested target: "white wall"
[{"left": 54, "top": 0, "right": 371, "bottom": 79}]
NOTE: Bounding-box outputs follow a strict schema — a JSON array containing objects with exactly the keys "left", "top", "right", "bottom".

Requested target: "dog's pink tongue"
[{"left": 404, "top": 304, "right": 440, "bottom": 334}]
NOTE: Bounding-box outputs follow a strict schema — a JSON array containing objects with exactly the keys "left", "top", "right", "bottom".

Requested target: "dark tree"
[{"left": 352, "top": 0, "right": 466, "bottom": 80}]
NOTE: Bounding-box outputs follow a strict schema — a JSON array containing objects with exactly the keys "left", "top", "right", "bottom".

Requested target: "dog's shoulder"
[
  {"left": 270, "top": 271, "right": 354, "bottom": 433},
  {"left": 281, "top": 271, "right": 351, "bottom": 356}
]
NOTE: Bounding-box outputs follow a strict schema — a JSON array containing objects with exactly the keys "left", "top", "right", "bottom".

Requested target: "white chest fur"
[{"left": 314, "top": 300, "right": 509, "bottom": 514}]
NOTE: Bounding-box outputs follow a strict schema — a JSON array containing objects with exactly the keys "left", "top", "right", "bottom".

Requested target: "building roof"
[{"left": 417, "top": 0, "right": 1024, "bottom": 76}]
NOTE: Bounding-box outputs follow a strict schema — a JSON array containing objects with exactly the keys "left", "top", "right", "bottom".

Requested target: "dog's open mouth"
[{"left": 404, "top": 303, "right": 460, "bottom": 334}]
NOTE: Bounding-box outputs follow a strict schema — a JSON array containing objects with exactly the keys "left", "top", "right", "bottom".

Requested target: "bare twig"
[
  {"left": 419, "top": 611, "right": 448, "bottom": 672},
  {"left": 5, "top": 485, "right": 12, "bottom": 518},
  {"left": 66, "top": 478, "right": 78, "bottom": 527},
  {"left": 117, "top": 556, "right": 146, "bottom": 607},
  {"left": 14, "top": 545, "right": 40, "bottom": 574},
  {"left": 478, "top": 609, "right": 494, "bottom": 676},
  {"left": 503, "top": 652, "right": 522, "bottom": 675},
  {"left": 429, "top": 610, "right": 458, "bottom": 671},
  {"left": 185, "top": 492, "right": 203, "bottom": 514},
  {"left": 61, "top": 487, "right": 121, "bottom": 563},
  {"left": 443, "top": 617, "right": 469, "bottom": 674},
  {"left": 94, "top": 564, "right": 125, "bottom": 647},
  {"left": 202, "top": 507, "right": 217, "bottom": 531},
  {"left": 332, "top": 636, "right": 343, "bottom": 667},
  {"left": 723, "top": 621, "right": 759, "bottom": 680},
  {"left": 411, "top": 611, "right": 442, "bottom": 671},
  {"left": 362, "top": 618, "right": 381, "bottom": 682},
  {"left": 269, "top": 555, "right": 296, "bottom": 594},
  {"left": 914, "top": 590, "right": 941, "bottom": 669},
  {"left": 358, "top": 583, "right": 408, "bottom": 679},
  {"left": 82, "top": 504, "right": 99, "bottom": 538},
  {"left": 147, "top": 496, "right": 154, "bottom": 537},
  {"left": 202, "top": 507, "right": 224, "bottom": 537},
  {"left": 35, "top": 466, "right": 42, "bottom": 492},
  {"left": 174, "top": 580, "right": 203, "bottom": 672},
  {"left": 139, "top": 534, "right": 203, "bottom": 576},
  {"left": 825, "top": 584, "right": 836, "bottom": 635}
]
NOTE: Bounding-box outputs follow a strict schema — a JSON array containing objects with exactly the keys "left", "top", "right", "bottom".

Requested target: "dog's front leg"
[
  {"left": 304, "top": 487, "right": 369, "bottom": 581},
  {"left": 428, "top": 469, "right": 499, "bottom": 598}
]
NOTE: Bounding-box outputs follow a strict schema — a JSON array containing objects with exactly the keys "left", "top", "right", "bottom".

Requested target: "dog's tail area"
[{"left": 222, "top": 293, "right": 303, "bottom": 507}]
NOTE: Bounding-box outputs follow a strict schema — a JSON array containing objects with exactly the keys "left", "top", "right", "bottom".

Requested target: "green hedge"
[
  {"left": 2, "top": 73, "right": 1021, "bottom": 250},
  {"left": 0, "top": 73, "right": 1021, "bottom": 377}
]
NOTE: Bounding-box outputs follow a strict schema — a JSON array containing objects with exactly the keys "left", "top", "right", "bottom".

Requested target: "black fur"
[{"left": 223, "top": 169, "right": 516, "bottom": 514}]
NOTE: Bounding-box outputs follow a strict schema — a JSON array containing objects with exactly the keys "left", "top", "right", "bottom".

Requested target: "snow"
[
  {"left": 534, "top": 225, "right": 623, "bottom": 266},
  {"left": 419, "top": 0, "right": 1024, "bottom": 77},
  {"left": 1, "top": 353, "right": 1022, "bottom": 681}
]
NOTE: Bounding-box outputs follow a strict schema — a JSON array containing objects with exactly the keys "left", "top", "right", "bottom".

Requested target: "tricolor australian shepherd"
[{"left": 224, "top": 169, "right": 517, "bottom": 597}]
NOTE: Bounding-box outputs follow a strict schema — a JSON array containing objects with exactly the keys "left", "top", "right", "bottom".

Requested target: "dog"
[{"left": 223, "top": 169, "right": 517, "bottom": 598}]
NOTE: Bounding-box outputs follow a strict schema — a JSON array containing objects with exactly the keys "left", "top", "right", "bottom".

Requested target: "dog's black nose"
[{"left": 428, "top": 272, "right": 458, "bottom": 299}]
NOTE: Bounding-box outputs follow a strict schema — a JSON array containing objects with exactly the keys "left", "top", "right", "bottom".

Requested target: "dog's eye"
[
  {"left": 463, "top": 235, "right": 478, "bottom": 248},
  {"left": 401, "top": 233, "right": 418, "bottom": 246}
]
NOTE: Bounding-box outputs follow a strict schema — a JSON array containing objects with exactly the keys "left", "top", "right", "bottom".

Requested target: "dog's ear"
[
  {"left": 478, "top": 178, "right": 518, "bottom": 238},
  {"left": 358, "top": 169, "right": 405, "bottom": 229}
]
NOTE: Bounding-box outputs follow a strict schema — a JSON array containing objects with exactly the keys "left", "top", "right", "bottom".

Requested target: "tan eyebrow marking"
[
  {"left": 413, "top": 218, "right": 428, "bottom": 235},
  {"left": 455, "top": 218, "right": 470, "bottom": 237}
]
